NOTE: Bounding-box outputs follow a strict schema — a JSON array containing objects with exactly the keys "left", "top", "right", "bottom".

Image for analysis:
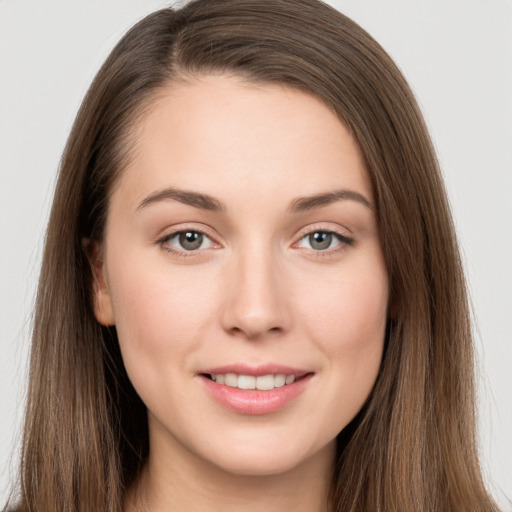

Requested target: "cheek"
[
  {"left": 107, "top": 262, "right": 218, "bottom": 382},
  {"left": 304, "top": 272, "right": 388, "bottom": 350},
  {"left": 299, "top": 259, "right": 388, "bottom": 401}
]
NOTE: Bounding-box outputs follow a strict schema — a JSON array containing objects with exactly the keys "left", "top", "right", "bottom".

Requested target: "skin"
[{"left": 92, "top": 75, "right": 389, "bottom": 511}]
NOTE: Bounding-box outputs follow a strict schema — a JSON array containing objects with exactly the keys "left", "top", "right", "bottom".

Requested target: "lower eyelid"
[{"left": 157, "top": 227, "right": 353, "bottom": 255}]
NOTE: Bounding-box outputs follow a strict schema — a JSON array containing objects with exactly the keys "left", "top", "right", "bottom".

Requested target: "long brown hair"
[{"left": 7, "top": 1, "right": 499, "bottom": 510}]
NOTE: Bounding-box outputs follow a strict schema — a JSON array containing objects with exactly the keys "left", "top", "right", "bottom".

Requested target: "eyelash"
[
  {"left": 156, "top": 226, "right": 218, "bottom": 258},
  {"left": 294, "top": 228, "right": 354, "bottom": 257},
  {"left": 156, "top": 226, "right": 354, "bottom": 258}
]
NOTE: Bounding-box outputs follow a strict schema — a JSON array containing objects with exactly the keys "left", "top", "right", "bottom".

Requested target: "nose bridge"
[{"left": 221, "top": 236, "right": 289, "bottom": 339}]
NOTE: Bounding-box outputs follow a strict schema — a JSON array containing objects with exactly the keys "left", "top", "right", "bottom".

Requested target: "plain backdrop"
[{"left": 0, "top": 0, "right": 511, "bottom": 508}]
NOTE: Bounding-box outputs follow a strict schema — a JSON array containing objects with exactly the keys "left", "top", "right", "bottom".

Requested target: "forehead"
[{"left": 114, "top": 75, "right": 373, "bottom": 211}]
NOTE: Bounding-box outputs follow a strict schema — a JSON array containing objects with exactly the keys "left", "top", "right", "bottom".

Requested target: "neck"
[{"left": 125, "top": 438, "right": 335, "bottom": 512}]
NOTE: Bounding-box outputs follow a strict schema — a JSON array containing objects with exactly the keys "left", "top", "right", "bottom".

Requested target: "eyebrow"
[
  {"left": 288, "top": 189, "right": 374, "bottom": 213},
  {"left": 137, "top": 186, "right": 373, "bottom": 213},
  {"left": 137, "top": 187, "right": 225, "bottom": 212}
]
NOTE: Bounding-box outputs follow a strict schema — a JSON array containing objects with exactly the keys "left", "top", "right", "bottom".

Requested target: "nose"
[{"left": 220, "top": 243, "right": 291, "bottom": 340}]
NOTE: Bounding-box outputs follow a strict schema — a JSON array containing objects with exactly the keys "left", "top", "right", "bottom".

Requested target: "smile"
[
  {"left": 199, "top": 366, "right": 313, "bottom": 415},
  {"left": 209, "top": 373, "right": 296, "bottom": 390}
]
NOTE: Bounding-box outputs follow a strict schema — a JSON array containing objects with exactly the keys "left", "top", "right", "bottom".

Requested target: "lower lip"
[{"left": 200, "top": 374, "right": 313, "bottom": 415}]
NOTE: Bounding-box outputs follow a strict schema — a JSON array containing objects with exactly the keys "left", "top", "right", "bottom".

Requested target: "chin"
[
  {"left": 201, "top": 435, "right": 336, "bottom": 478},
  {"left": 213, "top": 455, "right": 301, "bottom": 477}
]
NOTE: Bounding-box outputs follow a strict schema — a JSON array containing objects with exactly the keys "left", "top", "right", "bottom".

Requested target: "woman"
[{"left": 4, "top": 0, "right": 501, "bottom": 510}]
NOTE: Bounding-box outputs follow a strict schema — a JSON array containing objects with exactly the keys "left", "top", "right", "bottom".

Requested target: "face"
[{"left": 93, "top": 76, "right": 389, "bottom": 477}]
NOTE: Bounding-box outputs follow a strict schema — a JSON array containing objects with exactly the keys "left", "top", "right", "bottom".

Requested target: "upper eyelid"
[
  {"left": 294, "top": 231, "right": 353, "bottom": 247},
  {"left": 157, "top": 228, "right": 218, "bottom": 256},
  {"left": 292, "top": 225, "right": 355, "bottom": 252},
  {"left": 295, "top": 223, "right": 353, "bottom": 240},
  {"left": 155, "top": 223, "right": 353, "bottom": 247},
  {"left": 157, "top": 224, "right": 218, "bottom": 243}
]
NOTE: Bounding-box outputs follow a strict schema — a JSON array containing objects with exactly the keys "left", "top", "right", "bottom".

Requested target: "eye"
[
  {"left": 161, "top": 230, "right": 214, "bottom": 252},
  {"left": 296, "top": 230, "right": 352, "bottom": 251}
]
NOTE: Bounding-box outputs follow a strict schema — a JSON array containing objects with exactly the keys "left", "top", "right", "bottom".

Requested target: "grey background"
[{"left": 1, "top": 1, "right": 511, "bottom": 508}]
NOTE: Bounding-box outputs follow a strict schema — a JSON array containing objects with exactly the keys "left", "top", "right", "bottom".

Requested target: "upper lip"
[{"left": 199, "top": 364, "right": 311, "bottom": 377}]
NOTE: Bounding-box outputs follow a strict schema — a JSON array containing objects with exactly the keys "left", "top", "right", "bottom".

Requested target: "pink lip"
[
  {"left": 198, "top": 364, "right": 313, "bottom": 415},
  {"left": 201, "top": 363, "right": 310, "bottom": 378}
]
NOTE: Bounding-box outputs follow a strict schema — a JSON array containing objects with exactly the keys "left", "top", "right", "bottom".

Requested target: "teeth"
[
  {"left": 210, "top": 373, "right": 298, "bottom": 390},
  {"left": 256, "top": 375, "right": 274, "bottom": 390},
  {"left": 224, "top": 373, "right": 238, "bottom": 387},
  {"left": 285, "top": 375, "right": 296, "bottom": 385},
  {"left": 238, "top": 375, "right": 256, "bottom": 389},
  {"left": 274, "top": 374, "right": 286, "bottom": 388}
]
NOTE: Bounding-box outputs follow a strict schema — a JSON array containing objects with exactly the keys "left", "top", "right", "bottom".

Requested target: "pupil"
[
  {"left": 309, "top": 232, "right": 332, "bottom": 250},
  {"left": 179, "top": 231, "right": 203, "bottom": 250}
]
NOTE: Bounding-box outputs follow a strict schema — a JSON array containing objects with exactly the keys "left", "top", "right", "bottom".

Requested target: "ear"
[{"left": 83, "top": 238, "right": 115, "bottom": 326}]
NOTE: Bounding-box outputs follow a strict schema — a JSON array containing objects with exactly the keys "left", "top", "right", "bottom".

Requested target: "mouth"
[
  {"left": 198, "top": 366, "right": 313, "bottom": 415},
  {"left": 202, "top": 372, "right": 304, "bottom": 390}
]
